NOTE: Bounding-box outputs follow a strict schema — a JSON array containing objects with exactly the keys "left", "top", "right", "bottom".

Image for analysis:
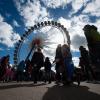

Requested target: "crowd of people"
[
  {"left": 0, "top": 44, "right": 75, "bottom": 85},
  {"left": 0, "top": 55, "right": 15, "bottom": 82},
  {"left": 54, "top": 44, "right": 74, "bottom": 85},
  {"left": 79, "top": 46, "right": 96, "bottom": 82},
  {"left": 0, "top": 43, "right": 97, "bottom": 86},
  {"left": 1, "top": 24, "right": 100, "bottom": 85}
]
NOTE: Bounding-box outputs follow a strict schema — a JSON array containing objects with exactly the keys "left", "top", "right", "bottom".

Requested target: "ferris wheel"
[{"left": 13, "top": 21, "right": 70, "bottom": 67}]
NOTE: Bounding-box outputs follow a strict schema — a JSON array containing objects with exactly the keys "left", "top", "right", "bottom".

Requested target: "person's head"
[
  {"left": 83, "top": 24, "right": 97, "bottom": 33},
  {"left": 45, "top": 57, "right": 49, "bottom": 60},
  {"left": 57, "top": 44, "right": 61, "bottom": 48},
  {"left": 91, "top": 25, "right": 97, "bottom": 31},
  {"left": 83, "top": 24, "right": 91, "bottom": 32},
  {"left": 62, "top": 44, "right": 69, "bottom": 48},
  {"left": 45, "top": 57, "right": 49, "bottom": 61},
  {"left": 37, "top": 47, "right": 41, "bottom": 52},
  {"left": 79, "top": 46, "right": 85, "bottom": 51}
]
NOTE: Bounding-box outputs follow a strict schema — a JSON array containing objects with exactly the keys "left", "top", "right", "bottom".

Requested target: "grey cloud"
[{"left": 71, "top": 34, "right": 87, "bottom": 50}]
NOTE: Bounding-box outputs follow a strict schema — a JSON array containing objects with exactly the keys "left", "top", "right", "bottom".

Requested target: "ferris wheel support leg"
[{"left": 25, "top": 45, "right": 35, "bottom": 62}]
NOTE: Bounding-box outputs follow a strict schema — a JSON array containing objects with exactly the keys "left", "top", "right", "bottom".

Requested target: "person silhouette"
[
  {"left": 79, "top": 46, "right": 96, "bottom": 81},
  {"left": 62, "top": 44, "right": 74, "bottom": 85},
  {"left": 44, "top": 57, "right": 52, "bottom": 83},
  {"left": 54, "top": 44, "right": 63, "bottom": 83},
  {"left": 31, "top": 47, "right": 44, "bottom": 83}
]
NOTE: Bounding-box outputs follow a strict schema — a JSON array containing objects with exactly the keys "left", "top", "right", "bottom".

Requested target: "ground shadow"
[
  {"left": 0, "top": 82, "right": 46, "bottom": 90},
  {"left": 42, "top": 84, "right": 100, "bottom": 100}
]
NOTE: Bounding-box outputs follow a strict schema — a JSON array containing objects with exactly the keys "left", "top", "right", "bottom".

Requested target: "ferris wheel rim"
[{"left": 13, "top": 21, "right": 70, "bottom": 67}]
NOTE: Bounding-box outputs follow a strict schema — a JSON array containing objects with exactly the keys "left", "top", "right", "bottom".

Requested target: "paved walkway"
[{"left": 0, "top": 81, "right": 100, "bottom": 100}]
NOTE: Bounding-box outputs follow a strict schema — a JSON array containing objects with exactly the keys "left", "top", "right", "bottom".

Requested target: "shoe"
[{"left": 34, "top": 81, "right": 37, "bottom": 84}]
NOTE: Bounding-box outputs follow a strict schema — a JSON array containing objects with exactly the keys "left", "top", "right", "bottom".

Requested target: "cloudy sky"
[{"left": 0, "top": 0, "right": 100, "bottom": 66}]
